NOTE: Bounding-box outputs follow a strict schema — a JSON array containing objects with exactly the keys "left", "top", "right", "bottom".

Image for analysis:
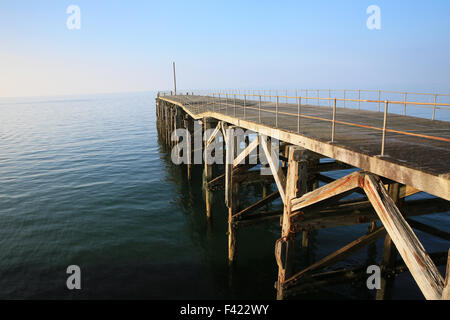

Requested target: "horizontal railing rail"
[{"left": 157, "top": 89, "right": 450, "bottom": 157}]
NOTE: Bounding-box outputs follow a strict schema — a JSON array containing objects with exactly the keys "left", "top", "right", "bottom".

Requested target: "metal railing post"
[
  {"left": 331, "top": 98, "right": 337, "bottom": 142},
  {"left": 403, "top": 92, "right": 407, "bottom": 115},
  {"left": 226, "top": 93, "right": 228, "bottom": 115},
  {"left": 343, "top": 90, "right": 346, "bottom": 108},
  {"left": 329, "top": 89, "right": 331, "bottom": 108},
  {"left": 378, "top": 90, "right": 382, "bottom": 112},
  {"left": 244, "top": 94, "right": 247, "bottom": 119},
  {"left": 234, "top": 95, "right": 236, "bottom": 117},
  {"left": 297, "top": 97, "right": 301, "bottom": 133},
  {"left": 218, "top": 93, "right": 221, "bottom": 113},
  {"left": 276, "top": 96, "right": 279, "bottom": 128},
  {"left": 381, "top": 101, "right": 389, "bottom": 156},
  {"left": 358, "top": 90, "right": 361, "bottom": 110},
  {"left": 432, "top": 94, "right": 437, "bottom": 120},
  {"left": 259, "top": 95, "right": 262, "bottom": 123}
]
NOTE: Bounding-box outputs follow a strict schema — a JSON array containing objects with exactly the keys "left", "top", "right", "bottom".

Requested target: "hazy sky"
[{"left": 1, "top": 0, "right": 450, "bottom": 97}]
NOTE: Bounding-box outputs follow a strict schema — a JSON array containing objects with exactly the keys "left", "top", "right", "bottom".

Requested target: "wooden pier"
[{"left": 155, "top": 90, "right": 450, "bottom": 300}]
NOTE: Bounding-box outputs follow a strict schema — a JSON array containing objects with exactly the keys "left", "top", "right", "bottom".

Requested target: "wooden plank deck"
[{"left": 158, "top": 95, "right": 450, "bottom": 201}]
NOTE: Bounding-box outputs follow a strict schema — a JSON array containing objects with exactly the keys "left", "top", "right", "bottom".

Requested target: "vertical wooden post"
[
  {"left": 203, "top": 118, "right": 214, "bottom": 219},
  {"left": 376, "top": 183, "right": 401, "bottom": 300},
  {"left": 184, "top": 116, "right": 192, "bottom": 180},
  {"left": 225, "top": 127, "right": 236, "bottom": 264},
  {"left": 301, "top": 158, "right": 318, "bottom": 250},
  {"left": 276, "top": 146, "right": 307, "bottom": 300}
]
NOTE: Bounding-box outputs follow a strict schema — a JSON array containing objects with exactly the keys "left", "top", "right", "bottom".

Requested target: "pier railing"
[{"left": 157, "top": 89, "right": 450, "bottom": 157}]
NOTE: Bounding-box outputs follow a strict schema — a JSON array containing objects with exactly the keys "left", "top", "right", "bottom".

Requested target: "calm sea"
[{"left": 0, "top": 92, "right": 448, "bottom": 299}]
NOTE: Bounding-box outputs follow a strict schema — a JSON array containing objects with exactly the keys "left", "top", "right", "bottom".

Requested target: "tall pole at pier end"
[{"left": 173, "top": 62, "right": 177, "bottom": 95}]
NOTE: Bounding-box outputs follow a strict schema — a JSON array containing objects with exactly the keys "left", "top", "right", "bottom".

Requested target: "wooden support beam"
[
  {"left": 291, "top": 171, "right": 362, "bottom": 213},
  {"left": 184, "top": 117, "right": 192, "bottom": 180},
  {"left": 232, "top": 191, "right": 280, "bottom": 219},
  {"left": 284, "top": 266, "right": 368, "bottom": 297},
  {"left": 276, "top": 146, "right": 303, "bottom": 299},
  {"left": 314, "top": 161, "right": 353, "bottom": 173},
  {"left": 225, "top": 127, "right": 237, "bottom": 265},
  {"left": 376, "top": 183, "right": 400, "bottom": 300},
  {"left": 284, "top": 227, "right": 386, "bottom": 288},
  {"left": 400, "top": 185, "right": 420, "bottom": 198},
  {"left": 442, "top": 250, "right": 450, "bottom": 300},
  {"left": 233, "top": 170, "right": 274, "bottom": 186},
  {"left": 260, "top": 135, "right": 287, "bottom": 204},
  {"left": 203, "top": 118, "right": 214, "bottom": 219},
  {"left": 225, "top": 128, "right": 234, "bottom": 208},
  {"left": 233, "top": 136, "right": 259, "bottom": 167},
  {"left": 207, "top": 164, "right": 256, "bottom": 190},
  {"left": 234, "top": 210, "right": 283, "bottom": 227},
  {"left": 407, "top": 219, "right": 450, "bottom": 242},
  {"left": 291, "top": 198, "right": 450, "bottom": 231},
  {"left": 221, "top": 121, "right": 229, "bottom": 145},
  {"left": 363, "top": 174, "right": 445, "bottom": 300},
  {"left": 206, "top": 122, "right": 221, "bottom": 147}
]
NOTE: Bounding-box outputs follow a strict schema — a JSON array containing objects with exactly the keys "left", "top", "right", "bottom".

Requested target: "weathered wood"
[
  {"left": 376, "top": 183, "right": 400, "bottom": 300},
  {"left": 260, "top": 134, "right": 287, "bottom": 204},
  {"left": 276, "top": 147, "right": 303, "bottom": 299},
  {"left": 233, "top": 136, "right": 259, "bottom": 167},
  {"left": 284, "top": 266, "right": 367, "bottom": 297},
  {"left": 442, "top": 250, "right": 450, "bottom": 300},
  {"left": 284, "top": 227, "right": 386, "bottom": 288},
  {"left": 225, "top": 128, "right": 234, "bottom": 208},
  {"left": 363, "top": 174, "right": 445, "bottom": 300},
  {"left": 407, "top": 219, "right": 450, "bottom": 242},
  {"left": 232, "top": 191, "right": 280, "bottom": 219},
  {"left": 233, "top": 170, "right": 274, "bottom": 185},
  {"left": 400, "top": 185, "right": 420, "bottom": 198},
  {"left": 203, "top": 118, "right": 214, "bottom": 219},
  {"left": 291, "top": 198, "right": 450, "bottom": 231},
  {"left": 206, "top": 122, "right": 221, "bottom": 147},
  {"left": 184, "top": 119, "right": 192, "bottom": 180},
  {"left": 234, "top": 210, "right": 283, "bottom": 227},
  {"left": 314, "top": 161, "right": 353, "bottom": 173},
  {"left": 291, "top": 171, "right": 362, "bottom": 213},
  {"left": 207, "top": 164, "right": 256, "bottom": 189},
  {"left": 158, "top": 96, "right": 450, "bottom": 202}
]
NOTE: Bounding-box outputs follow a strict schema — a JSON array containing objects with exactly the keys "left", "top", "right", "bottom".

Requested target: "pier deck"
[{"left": 161, "top": 94, "right": 450, "bottom": 201}]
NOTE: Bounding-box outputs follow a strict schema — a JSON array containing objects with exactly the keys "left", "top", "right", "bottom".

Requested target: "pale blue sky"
[{"left": 1, "top": 0, "right": 449, "bottom": 97}]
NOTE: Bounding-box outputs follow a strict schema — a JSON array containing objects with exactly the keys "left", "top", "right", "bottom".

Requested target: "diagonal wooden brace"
[
  {"left": 233, "top": 136, "right": 259, "bottom": 168},
  {"left": 363, "top": 173, "right": 445, "bottom": 300},
  {"left": 291, "top": 171, "right": 363, "bottom": 213},
  {"left": 260, "top": 134, "right": 286, "bottom": 204}
]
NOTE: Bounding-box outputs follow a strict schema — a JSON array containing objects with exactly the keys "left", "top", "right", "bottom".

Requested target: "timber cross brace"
[{"left": 274, "top": 149, "right": 447, "bottom": 300}]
